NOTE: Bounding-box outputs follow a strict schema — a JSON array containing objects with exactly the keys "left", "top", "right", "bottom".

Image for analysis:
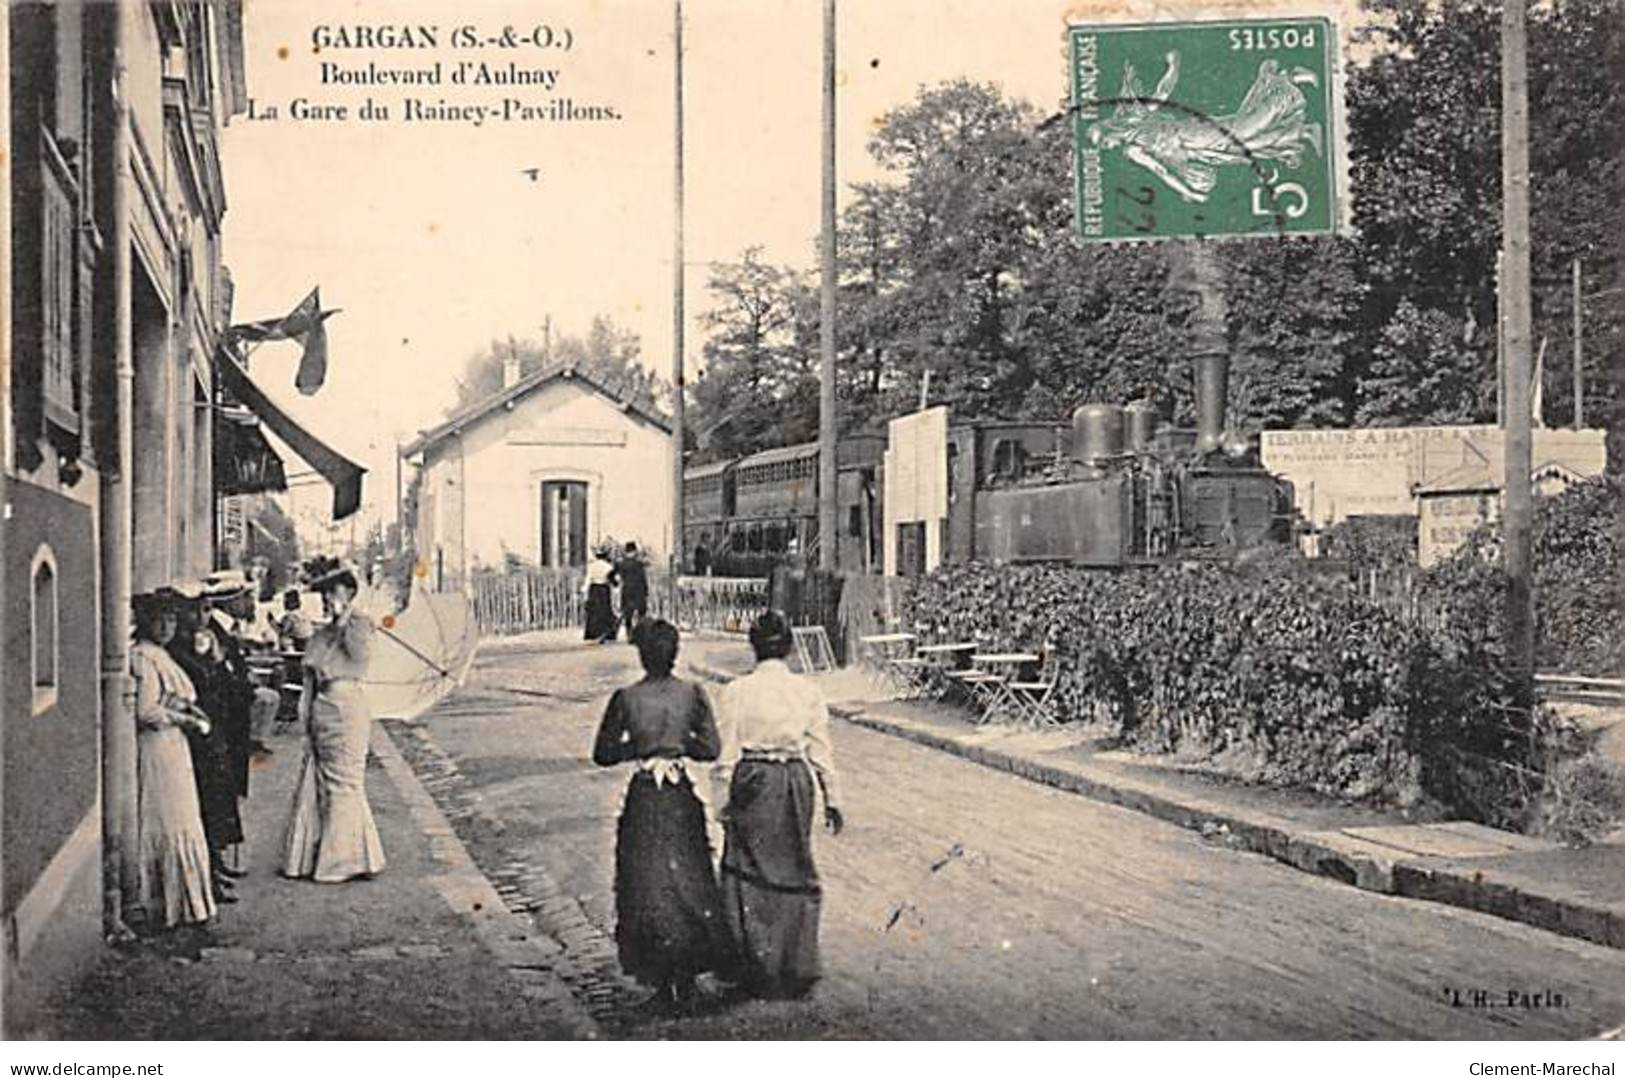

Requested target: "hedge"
[
  {"left": 1421, "top": 475, "right": 1623, "bottom": 677},
  {"left": 900, "top": 558, "right": 1570, "bottom": 828}
]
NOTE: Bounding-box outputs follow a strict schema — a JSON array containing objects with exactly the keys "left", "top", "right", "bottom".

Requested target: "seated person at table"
[{"left": 276, "top": 589, "right": 315, "bottom": 653}]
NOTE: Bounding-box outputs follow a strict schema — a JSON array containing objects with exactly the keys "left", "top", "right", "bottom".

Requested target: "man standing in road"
[{"left": 610, "top": 541, "right": 649, "bottom": 642}]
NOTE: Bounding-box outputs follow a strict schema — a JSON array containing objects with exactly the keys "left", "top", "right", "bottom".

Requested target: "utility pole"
[
  {"left": 671, "top": 0, "right": 686, "bottom": 578},
  {"left": 1501, "top": 0, "right": 1535, "bottom": 701},
  {"left": 1573, "top": 258, "right": 1583, "bottom": 429},
  {"left": 1495, "top": 252, "right": 1505, "bottom": 426},
  {"left": 818, "top": 0, "right": 838, "bottom": 572},
  {"left": 394, "top": 437, "right": 404, "bottom": 555}
]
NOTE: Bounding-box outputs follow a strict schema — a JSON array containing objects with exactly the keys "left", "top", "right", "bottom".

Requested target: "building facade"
[
  {"left": 3, "top": 0, "right": 247, "bottom": 1029},
  {"left": 405, "top": 365, "right": 674, "bottom": 592}
]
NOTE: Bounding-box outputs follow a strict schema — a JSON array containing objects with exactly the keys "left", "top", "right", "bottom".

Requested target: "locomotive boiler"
[{"left": 937, "top": 352, "right": 1297, "bottom": 569}]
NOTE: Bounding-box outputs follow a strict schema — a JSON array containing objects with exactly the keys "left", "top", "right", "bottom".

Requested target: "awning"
[
  {"left": 215, "top": 346, "right": 366, "bottom": 519},
  {"left": 214, "top": 408, "right": 288, "bottom": 497}
]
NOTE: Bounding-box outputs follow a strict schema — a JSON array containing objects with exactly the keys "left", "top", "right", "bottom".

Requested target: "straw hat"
[{"left": 200, "top": 569, "right": 253, "bottom": 602}]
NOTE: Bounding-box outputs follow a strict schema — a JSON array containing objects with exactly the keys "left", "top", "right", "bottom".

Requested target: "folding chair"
[
  {"left": 884, "top": 656, "right": 931, "bottom": 699},
  {"left": 792, "top": 625, "right": 837, "bottom": 674},
  {"left": 1004, "top": 643, "right": 1061, "bottom": 727},
  {"left": 947, "top": 668, "right": 1007, "bottom": 724}
]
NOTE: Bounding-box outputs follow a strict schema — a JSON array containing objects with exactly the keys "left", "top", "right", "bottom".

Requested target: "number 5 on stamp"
[{"left": 1069, "top": 16, "right": 1346, "bottom": 243}]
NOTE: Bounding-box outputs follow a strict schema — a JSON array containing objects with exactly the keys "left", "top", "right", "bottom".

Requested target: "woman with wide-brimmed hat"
[
  {"left": 280, "top": 558, "right": 386, "bottom": 882},
  {"left": 129, "top": 586, "right": 217, "bottom": 930},
  {"left": 713, "top": 610, "right": 845, "bottom": 999}
]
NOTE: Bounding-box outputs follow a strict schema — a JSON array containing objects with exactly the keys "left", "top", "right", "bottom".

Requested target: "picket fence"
[{"left": 469, "top": 568, "right": 770, "bottom": 636}]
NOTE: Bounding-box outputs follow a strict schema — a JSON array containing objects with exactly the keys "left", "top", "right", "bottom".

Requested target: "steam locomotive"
[{"left": 681, "top": 352, "right": 1297, "bottom": 575}]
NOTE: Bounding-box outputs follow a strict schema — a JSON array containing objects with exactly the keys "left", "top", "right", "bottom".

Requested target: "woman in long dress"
[
  {"left": 583, "top": 550, "right": 617, "bottom": 643},
  {"left": 280, "top": 562, "right": 386, "bottom": 882},
  {"left": 130, "top": 590, "right": 217, "bottom": 930},
  {"left": 591, "top": 620, "right": 734, "bottom": 1011},
  {"left": 713, "top": 610, "right": 845, "bottom": 998}
]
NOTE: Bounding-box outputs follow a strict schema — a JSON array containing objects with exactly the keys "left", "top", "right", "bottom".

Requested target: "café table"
[{"left": 915, "top": 641, "right": 978, "bottom": 699}]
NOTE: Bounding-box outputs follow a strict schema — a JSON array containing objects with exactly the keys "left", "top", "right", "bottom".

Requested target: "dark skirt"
[
  {"left": 720, "top": 757, "right": 821, "bottom": 994},
  {"left": 186, "top": 725, "right": 244, "bottom": 852},
  {"left": 585, "top": 583, "right": 616, "bottom": 641},
  {"left": 614, "top": 773, "right": 733, "bottom": 986}
]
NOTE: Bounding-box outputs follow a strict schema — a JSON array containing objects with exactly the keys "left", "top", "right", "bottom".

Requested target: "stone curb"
[
  {"left": 686, "top": 660, "right": 1625, "bottom": 952},
  {"left": 370, "top": 726, "right": 603, "bottom": 1038}
]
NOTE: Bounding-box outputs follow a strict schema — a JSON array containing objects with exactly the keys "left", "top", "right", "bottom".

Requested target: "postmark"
[{"left": 1068, "top": 16, "right": 1343, "bottom": 243}]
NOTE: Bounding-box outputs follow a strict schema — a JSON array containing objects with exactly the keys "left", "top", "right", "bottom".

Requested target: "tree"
[
  {"left": 1345, "top": 0, "right": 1625, "bottom": 450},
  {"left": 686, "top": 5, "right": 1624, "bottom": 453},
  {"left": 447, "top": 315, "right": 666, "bottom": 418},
  {"left": 690, "top": 249, "right": 819, "bottom": 458}
]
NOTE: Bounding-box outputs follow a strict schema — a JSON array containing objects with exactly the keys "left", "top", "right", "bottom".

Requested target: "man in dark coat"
[{"left": 610, "top": 542, "right": 649, "bottom": 642}]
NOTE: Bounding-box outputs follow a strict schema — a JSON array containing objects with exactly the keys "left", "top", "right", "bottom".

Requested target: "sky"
[{"left": 221, "top": 0, "right": 1363, "bottom": 539}]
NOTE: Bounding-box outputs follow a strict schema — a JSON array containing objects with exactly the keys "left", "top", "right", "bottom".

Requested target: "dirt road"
[{"left": 401, "top": 634, "right": 1625, "bottom": 1039}]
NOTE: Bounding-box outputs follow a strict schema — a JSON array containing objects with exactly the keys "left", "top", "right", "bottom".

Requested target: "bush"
[
  {"left": 1421, "top": 476, "right": 1622, "bottom": 675},
  {"left": 902, "top": 558, "right": 1578, "bottom": 828},
  {"left": 1533, "top": 755, "right": 1625, "bottom": 848}
]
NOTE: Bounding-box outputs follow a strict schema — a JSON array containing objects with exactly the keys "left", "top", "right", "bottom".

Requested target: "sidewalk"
[
  {"left": 14, "top": 720, "right": 596, "bottom": 1040},
  {"left": 684, "top": 638, "right": 1625, "bottom": 953}
]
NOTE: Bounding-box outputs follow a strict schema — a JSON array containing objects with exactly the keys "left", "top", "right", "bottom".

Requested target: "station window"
[{"left": 32, "top": 546, "right": 59, "bottom": 714}]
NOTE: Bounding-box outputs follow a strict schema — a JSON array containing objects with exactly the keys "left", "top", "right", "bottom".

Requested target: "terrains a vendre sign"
[{"left": 1069, "top": 17, "right": 1342, "bottom": 242}]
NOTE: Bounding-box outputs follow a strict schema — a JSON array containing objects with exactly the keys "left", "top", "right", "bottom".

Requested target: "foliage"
[
  {"left": 1320, "top": 514, "right": 1418, "bottom": 569},
  {"left": 690, "top": 249, "right": 820, "bottom": 459},
  {"left": 1348, "top": 0, "right": 1625, "bottom": 448},
  {"left": 1533, "top": 755, "right": 1625, "bottom": 848},
  {"left": 1422, "top": 475, "right": 1624, "bottom": 675},
  {"left": 685, "top": 3, "right": 1625, "bottom": 462},
  {"left": 449, "top": 315, "right": 667, "bottom": 418},
  {"left": 902, "top": 558, "right": 1581, "bottom": 829}
]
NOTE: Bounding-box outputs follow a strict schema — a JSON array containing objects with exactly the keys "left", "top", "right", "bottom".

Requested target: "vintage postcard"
[{"left": 3, "top": 0, "right": 1621, "bottom": 1059}]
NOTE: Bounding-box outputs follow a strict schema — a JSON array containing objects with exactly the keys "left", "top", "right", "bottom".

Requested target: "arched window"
[{"left": 32, "top": 546, "right": 59, "bottom": 714}]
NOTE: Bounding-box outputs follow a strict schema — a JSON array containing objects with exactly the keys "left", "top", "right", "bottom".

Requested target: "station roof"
[{"left": 402, "top": 362, "right": 671, "bottom": 459}]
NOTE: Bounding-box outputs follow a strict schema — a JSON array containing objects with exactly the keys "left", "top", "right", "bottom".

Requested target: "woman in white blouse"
[
  {"left": 582, "top": 548, "right": 618, "bottom": 643},
  {"left": 129, "top": 588, "right": 217, "bottom": 930},
  {"left": 713, "top": 610, "right": 844, "bottom": 999}
]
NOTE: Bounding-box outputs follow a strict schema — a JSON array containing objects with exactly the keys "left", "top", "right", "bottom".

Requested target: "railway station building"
[{"left": 402, "top": 361, "right": 675, "bottom": 591}]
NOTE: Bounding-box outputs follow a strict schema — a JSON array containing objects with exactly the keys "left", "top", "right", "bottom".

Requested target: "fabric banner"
[{"left": 215, "top": 345, "right": 366, "bottom": 519}]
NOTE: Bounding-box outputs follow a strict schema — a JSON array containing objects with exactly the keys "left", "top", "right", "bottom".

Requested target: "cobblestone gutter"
[{"left": 379, "top": 719, "right": 650, "bottom": 1033}]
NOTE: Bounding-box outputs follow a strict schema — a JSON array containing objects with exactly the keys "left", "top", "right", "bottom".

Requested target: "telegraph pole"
[
  {"left": 671, "top": 0, "right": 687, "bottom": 577},
  {"left": 1572, "top": 258, "right": 1583, "bottom": 429},
  {"left": 817, "top": 0, "right": 838, "bottom": 571},
  {"left": 1501, "top": 0, "right": 1535, "bottom": 701}
]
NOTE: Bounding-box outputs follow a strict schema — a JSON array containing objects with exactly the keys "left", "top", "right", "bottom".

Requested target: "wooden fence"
[
  {"left": 649, "top": 574, "right": 771, "bottom": 634},
  {"left": 469, "top": 568, "right": 770, "bottom": 636},
  {"left": 470, "top": 568, "right": 583, "bottom": 635}
]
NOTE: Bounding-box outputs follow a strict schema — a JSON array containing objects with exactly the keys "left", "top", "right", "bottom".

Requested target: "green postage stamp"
[{"left": 1069, "top": 16, "right": 1342, "bottom": 242}]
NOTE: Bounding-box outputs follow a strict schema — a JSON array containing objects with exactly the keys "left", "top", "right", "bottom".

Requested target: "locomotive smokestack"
[{"left": 1195, "top": 351, "right": 1229, "bottom": 454}]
